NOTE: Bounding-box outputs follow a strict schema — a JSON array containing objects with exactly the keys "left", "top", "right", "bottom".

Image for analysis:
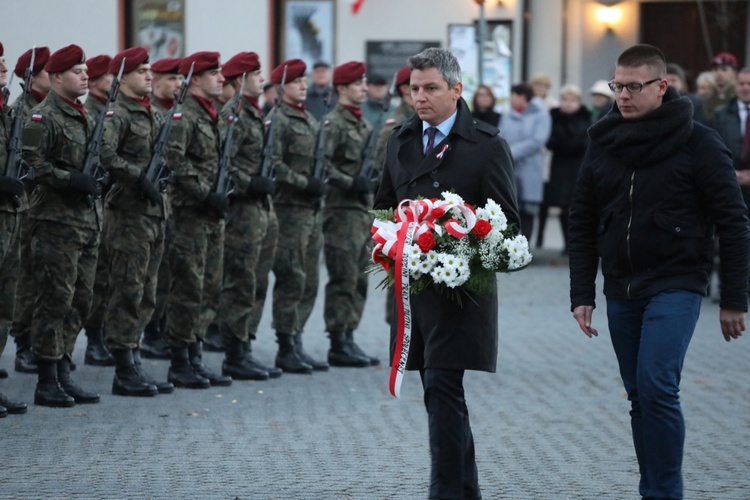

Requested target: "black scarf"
[{"left": 588, "top": 86, "right": 694, "bottom": 168}]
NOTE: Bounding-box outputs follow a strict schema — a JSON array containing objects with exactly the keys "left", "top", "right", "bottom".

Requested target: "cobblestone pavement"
[{"left": 1, "top": 229, "right": 748, "bottom": 499}]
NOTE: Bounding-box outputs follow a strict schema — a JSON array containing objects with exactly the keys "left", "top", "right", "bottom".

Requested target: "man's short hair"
[
  {"left": 312, "top": 61, "right": 330, "bottom": 70},
  {"left": 511, "top": 83, "right": 534, "bottom": 102},
  {"left": 617, "top": 44, "right": 666, "bottom": 77},
  {"left": 666, "top": 63, "right": 686, "bottom": 83},
  {"left": 368, "top": 74, "right": 387, "bottom": 86},
  {"left": 408, "top": 48, "right": 461, "bottom": 87}
]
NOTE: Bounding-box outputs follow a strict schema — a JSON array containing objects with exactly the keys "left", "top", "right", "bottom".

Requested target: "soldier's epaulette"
[{"left": 474, "top": 119, "right": 499, "bottom": 137}]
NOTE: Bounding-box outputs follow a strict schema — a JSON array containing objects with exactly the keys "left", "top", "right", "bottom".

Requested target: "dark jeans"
[
  {"left": 420, "top": 368, "right": 480, "bottom": 500},
  {"left": 606, "top": 290, "right": 701, "bottom": 500}
]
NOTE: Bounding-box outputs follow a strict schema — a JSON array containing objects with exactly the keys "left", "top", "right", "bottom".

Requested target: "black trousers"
[{"left": 420, "top": 368, "right": 480, "bottom": 500}]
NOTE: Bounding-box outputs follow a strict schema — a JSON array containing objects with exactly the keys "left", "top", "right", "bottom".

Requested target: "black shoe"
[
  {"left": 222, "top": 336, "right": 269, "bottom": 381},
  {"left": 168, "top": 346, "right": 211, "bottom": 389},
  {"left": 294, "top": 334, "right": 329, "bottom": 371},
  {"left": 15, "top": 340, "right": 39, "bottom": 374},
  {"left": 203, "top": 322, "right": 226, "bottom": 352},
  {"left": 0, "top": 368, "right": 8, "bottom": 379},
  {"left": 275, "top": 333, "right": 313, "bottom": 374},
  {"left": 245, "top": 341, "right": 282, "bottom": 379},
  {"left": 132, "top": 349, "right": 174, "bottom": 394},
  {"left": 346, "top": 329, "right": 380, "bottom": 366},
  {"left": 0, "top": 405, "right": 6, "bottom": 417},
  {"left": 58, "top": 357, "right": 100, "bottom": 404},
  {"left": 140, "top": 321, "right": 171, "bottom": 359},
  {"left": 84, "top": 327, "right": 114, "bottom": 366},
  {"left": 111, "top": 349, "right": 158, "bottom": 397},
  {"left": 189, "top": 342, "right": 232, "bottom": 386},
  {"left": 328, "top": 331, "right": 370, "bottom": 368},
  {"left": 0, "top": 393, "right": 27, "bottom": 414},
  {"left": 34, "top": 360, "right": 75, "bottom": 408}
]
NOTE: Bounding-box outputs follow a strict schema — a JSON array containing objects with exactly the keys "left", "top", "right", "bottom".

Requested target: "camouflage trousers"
[
  {"left": 271, "top": 205, "right": 322, "bottom": 334},
  {"left": 103, "top": 208, "right": 165, "bottom": 350},
  {"left": 322, "top": 207, "right": 371, "bottom": 333},
  {"left": 165, "top": 207, "right": 224, "bottom": 347},
  {"left": 9, "top": 212, "right": 34, "bottom": 343},
  {"left": 29, "top": 219, "right": 100, "bottom": 360},
  {"left": 85, "top": 211, "right": 111, "bottom": 331},
  {"left": 248, "top": 205, "right": 278, "bottom": 341},
  {"left": 151, "top": 215, "right": 173, "bottom": 328},
  {"left": 219, "top": 199, "right": 278, "bottom": 342},
  {"left": 0, "top": 210, "right": 21, "bottom": 356}
]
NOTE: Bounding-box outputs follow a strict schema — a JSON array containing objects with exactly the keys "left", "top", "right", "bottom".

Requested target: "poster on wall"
[
  {"left": 282, "top": 0, "right": 335, "bottom": 68},
  {"left": 366, "top": 41, "right": 441, "bottom": 81},
  {"left": 449, "top": 21, "right": 512, "bottom": 113},
  {"left": 128, "top": 0, "right": 185, "bottom": 61}
]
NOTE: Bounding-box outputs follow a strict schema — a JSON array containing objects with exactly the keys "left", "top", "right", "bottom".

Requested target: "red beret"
[
  {"left": 45, "top": 44, "right": 86, "bottom": 74},
  {"left": 0, "top": 42, "right": 3, "bottom": 58},
  {"left": 333, "top": 61, "right": 367, "bottom": 86},
  {"left": 179, "top": 51, "right": 221, "bottom": 76},
  {"left": 222, "top": 52, "right": 261, "bottom": 79},
  {"left": 270, "top": 59, "right": 306, "bottom": 84},
  {"left": 151, "top": 57, "right": 182, "bottom": 74},
  {"left": 86, "top": 55, "right": 112, "bottom": 80},
  {"left": 711, "top": 52, "right": 737, "bottom": 69},
  {"left": 396, "top": 65, "right": 411, "bottom": 87},
  {"left": 15, "top": 46, "right": 51, "bottom": 78},
  {"left": 109, "top": 47, "right": 149, "bottom": 75}
]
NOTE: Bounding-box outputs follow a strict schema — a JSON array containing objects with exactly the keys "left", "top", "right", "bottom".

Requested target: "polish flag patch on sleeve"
[
  {"left": 385, "top": 118, "right": 396, "bottom": 125},
  {"left": 31, "top": 114, "right": 44, "bottom": 121},
  {"left": 172, "top": 112, "right": 182, "bottom": 120},
  {"left": 105, "top": 110, "right": 114, "bottom": 117}
]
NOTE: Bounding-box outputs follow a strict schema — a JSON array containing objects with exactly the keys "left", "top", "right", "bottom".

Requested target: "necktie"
[
  {"left": 743, "top": 104, "right": 750, "bottom": 164},
  {"left": 424, "top": 127, "right": 437, "bottom": 156}
]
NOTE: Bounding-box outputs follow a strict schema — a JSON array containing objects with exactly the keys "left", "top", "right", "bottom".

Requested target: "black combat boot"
[
  {"left": 188, "top": 341, "right": 232, "bottom": 386},
  {"left": 247, "top": 340, "right": 282, "bottom": 379},
  {"left": 0, "top": 392, "right": 27, "bottom": 414},
  {"left": 15, "top": 333, "right": 38, "bottom": 373},
  {"left": 203, "top": 322, "right": 226, "bottom": 352},
  {"left": 111, "top": 349, "right": 158, "bottom": 397},
  {"left": 275, "top": 332, "right": 313, "bottom": 374},
  {"left": 140, "top": 320, "right": 170, "bottom": 359},
  {"left": 84, "top": 326, "right": 115, "bottom": 366},
  {"left": 222, "top": 335, "right": 270, "bottom": 381},
  {"left": 0, "top": 368, "right": 8, "bottom": 379},
  {"left": 167, "top": 345, "right": 210, "bottom": 389},
  {"left": 58, "top": 356, "right": 100, "bottom": 404},
  {"left": 294, "top": 333, "right": 329, "bottom": 371},
  {"left": 132, "top": 348, "right": 174, "bottom": 394},
  {"left": 346, "top": 329, "right": 380, "bottom": 366},
  {"left": 34, "top": 360, "right": 75, "bottom": 408},
  {"left": 328, "top": 331, "right": 370, "bottom": 368}
]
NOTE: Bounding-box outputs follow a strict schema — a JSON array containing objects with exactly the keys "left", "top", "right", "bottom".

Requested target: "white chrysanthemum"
[
  {"left": 405, "top": 244, "right": 422, "bottom": 258},
  {"left": 430, "top": 266, "right": 446, "bottom": 284},
  {"left": 425, "top": 250, "right": 439, "bottom": 264},
  {"left": 441, "top": 192, "right": 464, "bottom": 205},
  {"left": 418, "top": 258, "right": 435, "bottom": 273},
  {"left": 407, "top": 256, "right": 422, "bottom": 273},
  {"left": 503, "top": 235, "right": 532, "bottom": 269}
]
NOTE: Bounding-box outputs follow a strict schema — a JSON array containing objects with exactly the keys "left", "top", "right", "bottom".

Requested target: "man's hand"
[
  {"left": 573, "top": 305, "right": 598, "bottom": 338},
  {"left": 736, "top": 170, "right": 750, "bottom": 187},
  {"left": 719, "top": 308, "right": 745, "bottom": 342}
]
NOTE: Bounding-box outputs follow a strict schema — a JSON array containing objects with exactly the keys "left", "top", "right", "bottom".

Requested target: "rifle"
[
  {"left": 311, "top": 84, "right": 335, "bottom": 182},
  {"left": 145, "top": 62, "right": 194, "bottom": 191},
  {"left": 4, "top": 47, "right": 36, "bottom": 207},
  {"left": 2, "top": 72, "right": 14, "bottom": 106},
  {"left": 259, "top": 65, "right": 286, "bottom": 180},
  {"left": 81, "top": 57, "right": 126, "bottom": 207},
  {"left": 358, "top": 71, "right": 397, "bottom": 185},
  {"left": 213, "top": 72, "right": 246, "bottom": 196}
]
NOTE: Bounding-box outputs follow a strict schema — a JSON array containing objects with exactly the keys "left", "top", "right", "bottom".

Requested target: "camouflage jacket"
[
  {"left": 0, "top": 102, "right": 29, "bottom": 213},
  {"left": 84, "top": 94, "right": 107, "bottom": 121},
  {"left": 22, "top": 90, "right": 102, "bottom": 230},
  {"left": 323, "top": 103, "right": 372, "bottom": 209},
  {"left": 166, "top": 93, "right": 221, "bottom": 210},
  {"left": 375, "top": 100, "right": 416, "bottom": 171},
  {"left": 218, "top": 96, "right": 266, "bottom": 199},
  {"left": 100, "top": 93, "right": 166, "bottom": 218},
  {"left": 150, "top": 95, "right": 173, "bottom": 117},
  {"left": 268, "top": 101, "right": 319, "bottom": 208},
  {"left": 9, "top": 91, "right": 43, "bottom": 121}
]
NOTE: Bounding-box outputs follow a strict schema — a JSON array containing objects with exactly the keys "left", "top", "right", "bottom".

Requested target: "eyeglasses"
[{"left": 608, "top": 78, "right": 661, "bottom": 93}]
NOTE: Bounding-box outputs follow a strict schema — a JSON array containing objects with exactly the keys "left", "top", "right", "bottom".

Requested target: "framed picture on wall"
[
  {"left": 126, "top": 0, "right": 186, "bottom": 61},
  {"left": 280, "top": 0, "right": 335, "bottom": 68}
]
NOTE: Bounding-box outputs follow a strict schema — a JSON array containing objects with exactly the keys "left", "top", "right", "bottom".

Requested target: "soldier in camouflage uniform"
[
  {"left": 9, "top": 46, "right": 51, "bottom": 374},
  {"left": 99, "top": 47, "right": 173, "bottom": 397},
  {"left": 322, "top": 61, "right": 379, "bottom": 367},
  {"left": 81, "top": 53, "right": 115, "bottom": 367},
  {"left": 375, "top": 66, "right": 415, "bottom": 326},
  {"left": 268, "top": 59, "right": 328, "bottom": 374},
  {"left": 22, "top": 45, "right": 102, "bottom": 407},
  {"left": 0, "top": 40, "right": 29, "bottom": 416},
  {"left": 140, "top": 57, "right": 183, "bottom": 360},
  {"left": 216, "top": 52, "right": 281, "bottom": 380},
  {"left": 163, "top": 52, "right": 231, "bottom": 389}
]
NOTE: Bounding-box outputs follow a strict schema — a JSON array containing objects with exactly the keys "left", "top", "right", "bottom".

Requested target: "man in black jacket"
[
  {"left": 375, "top": 48, "right": 518, "bottom": 500},
  {"left": 569, "top": 44, "right": 749, "bottom": 500}
]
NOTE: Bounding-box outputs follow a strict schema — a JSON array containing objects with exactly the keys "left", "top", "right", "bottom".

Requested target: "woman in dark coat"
[
  {"left": 537, "top": 84, "right": 591, "bottom": 254},
  {"left": 471, "top": 84, "right": 501, "bottom": 126}
]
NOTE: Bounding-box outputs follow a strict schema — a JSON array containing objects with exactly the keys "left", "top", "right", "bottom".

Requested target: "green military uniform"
[
  {"left": 164, "top": 93, "right": 225, "bottom": 347},
  {"left": 22, "top": 90, "right": 102, "bottom": 361},
  {"left": 100, "top": 93, "right": 166, "bottom": 350},
  {"left": 704, "top": 85, "right": 735, "bottom": 124},
  {"left": 322, "top": 103, "right": 373, "bottom": 333}
]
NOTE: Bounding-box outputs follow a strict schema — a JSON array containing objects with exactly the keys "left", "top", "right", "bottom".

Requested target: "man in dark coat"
[
  {"left": 569, "top": 45, "right": 749, "bottom": 499},
  {"left": 374, "top": 47, "right": 519, "bottom": 500}
]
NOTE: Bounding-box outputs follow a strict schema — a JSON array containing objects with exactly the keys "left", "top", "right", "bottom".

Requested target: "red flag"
[{"left": 352, "top": 0, "right": 365, "bottom": 14}]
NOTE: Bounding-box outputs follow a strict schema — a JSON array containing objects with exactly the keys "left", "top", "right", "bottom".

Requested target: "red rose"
[
  {"left": 432, "top": 207, "right": 446, "bottom": 219},
  {"left": 474, "top": 219, "right": 492, "bottom": 239},
  {"left": 417, "top": 232, "right": 437, "bottom": 253}
]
